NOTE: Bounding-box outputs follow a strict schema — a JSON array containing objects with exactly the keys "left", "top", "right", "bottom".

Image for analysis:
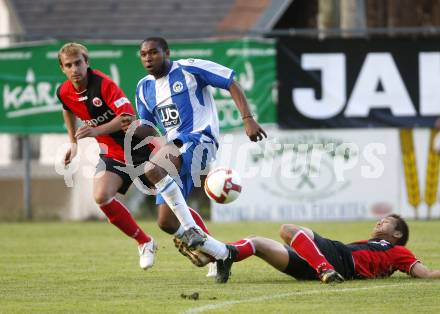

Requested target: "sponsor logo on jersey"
[
  {"left": 92, "top": 97, "right": 103, "bottom": 107},
  {"left": 172, "top": 81, "right": 184, "bottom": 93},
  {"left": 158, "top": 103, "right": 180, "bottom": 128},
  {"left": 84, "top": 109, "right": 115, "bottom": 126},
  {"left": 114, "top": 97, "right": 130, "bottom": 108},
  {"left": 78, "top": 96, "right": 88, "bottom": 101}
]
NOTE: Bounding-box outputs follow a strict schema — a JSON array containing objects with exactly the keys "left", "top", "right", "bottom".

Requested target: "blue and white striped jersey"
[{"left": 135, "top": 58, "right": 235, "bottom": 143}]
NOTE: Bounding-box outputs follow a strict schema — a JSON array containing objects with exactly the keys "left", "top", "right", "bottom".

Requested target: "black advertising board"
[{"left": 277, "top": 37, "right": 440, "bottom": 128}]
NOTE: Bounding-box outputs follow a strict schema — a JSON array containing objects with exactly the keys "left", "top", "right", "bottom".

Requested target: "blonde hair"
[{"left": 58, "top": 42, "right": 89, "bottom": 65}]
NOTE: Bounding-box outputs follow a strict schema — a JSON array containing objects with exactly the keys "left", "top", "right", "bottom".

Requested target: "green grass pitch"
[{"left": 1, "top": 219, "right": 440, "bottom": 313}]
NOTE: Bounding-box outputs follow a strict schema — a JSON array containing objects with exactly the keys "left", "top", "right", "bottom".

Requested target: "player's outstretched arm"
[
  {"left": 410, "top": 262, "right": 440, "bottom": 278},
  {"left": 228, "top": 81, "right": 267, "bottom": 142}
]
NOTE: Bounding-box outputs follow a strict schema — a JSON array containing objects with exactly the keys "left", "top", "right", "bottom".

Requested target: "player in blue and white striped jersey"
[{"left": 134, "top": 37, "right": 266, "bottom": 283}]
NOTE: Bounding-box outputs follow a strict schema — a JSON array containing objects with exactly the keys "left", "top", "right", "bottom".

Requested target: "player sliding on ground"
[
  {"left": 127, "top": 36, "right": 267, "bottom": 283},
  {"left": 176, "top": 214, "right": 440, "bottom": 282}
]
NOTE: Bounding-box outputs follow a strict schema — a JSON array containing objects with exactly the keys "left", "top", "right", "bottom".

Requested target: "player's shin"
[
  {"left": 228, "top": 239, "right": 255, "bottom": 261},
  {"left": 100, "top": 198, "right": 150, "bottom": 245},
  {"left": 196, "top": 235, "right": 228, "bottom": 260},
  {"left": 155, "top": 175, "right": 197, "bottom": 230},
  {"left": 290, "top": 230, "right": 334, "bottom": 273}
]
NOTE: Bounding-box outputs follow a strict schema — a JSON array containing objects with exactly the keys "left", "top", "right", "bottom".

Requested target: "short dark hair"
[
  {"left": 388, "top": 214, "right": 409, "bottom": 246},
  {"left": 140, "top": 37, "right": 169, "bottom": 51}
]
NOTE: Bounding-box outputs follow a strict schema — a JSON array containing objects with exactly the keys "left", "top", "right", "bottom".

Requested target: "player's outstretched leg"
[
  {"left": 202, "top": 237, "right": 254, "bottom": 278},
  {"left": 148, "top": 149, "right": 236, "bottom": 277},
  {"left": 173, "top": 236, "right": 212, "bottom": 267},
  {"left": 154, "top": 175, "right": 208, "bottom": 248},
  {"left": 182, "top": 226, "right": 208, "bottom": 248},
  {"left": 215, "top": 244, "right": 238, "bottom": 283},
  {"left": 184, "top": 207, "right": 212, "bottom": 248},
  {"left": 287, "top": 229, "right": 344, "bottom": 284},
  {"left": 176, "top": 230, "right": 239, "bottom": 283},
  {"left": 178, "top": 207, "right": 216, "bottom": 275},
  {"left": 319, "top": 269, "right": 344, "bottom": 284},
  {"left": 171, "top": 208, "right": 218, "bottom": 276}
]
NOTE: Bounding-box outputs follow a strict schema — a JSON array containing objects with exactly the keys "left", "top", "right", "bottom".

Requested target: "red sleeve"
[
  {"left": 101, "top": 77, "right": 135, "bottom": 116},
  {"left": 393, "top": 246, "right": 419, "bottom": 274}
]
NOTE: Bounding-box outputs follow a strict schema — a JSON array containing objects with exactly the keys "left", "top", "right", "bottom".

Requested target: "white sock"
[
  {"left": 173, "top": 213, "right": 227, "bottom": 259},
  {"left": 174, "top": 225, "right": 185, "bottom": 238},
  {"left": 174, "top": 223, "right": 227, "bottom": 259},
  {"left": 196, "top": 234, "right": 228, "bottom": 260},
  {"left": 155, "top": 175, "right": 196, "bottom": 230}
]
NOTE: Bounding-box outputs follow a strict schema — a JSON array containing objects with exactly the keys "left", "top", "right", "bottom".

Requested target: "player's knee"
[
  {"left": 247, "top": 236, "right": 261, "bottom": 247},
  {"left": 279, "top": 224, "right": 300, "bottom": 243},
  {"left": 94, "top": 192, "right": 113, "bottom": 206},
  {"left": 279, "top": 225, "right": 289, "bottom": 243},
  {"left": 157, "top": 218, "right": 178, "bottom": 234},
  {"left": 144, "top": 161, "right": 167, "bottom": 183}
]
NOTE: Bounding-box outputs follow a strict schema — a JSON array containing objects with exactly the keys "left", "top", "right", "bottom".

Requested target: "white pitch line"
[{"left": 181, "top": 282, "right": 426, "bottom": 314}]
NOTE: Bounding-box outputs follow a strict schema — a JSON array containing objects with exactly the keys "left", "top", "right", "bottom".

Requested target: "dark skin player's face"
[{"left": 139, "top": 41, "right": 170, "bottom": 78}]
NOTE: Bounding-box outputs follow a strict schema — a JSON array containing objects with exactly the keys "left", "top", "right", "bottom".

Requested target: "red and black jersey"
[
  {"left": 347, "top": 239, "right": 419, "bottom": 279},
  {"left": 57, "top": 68, "right": 149, "bottom": 165}
]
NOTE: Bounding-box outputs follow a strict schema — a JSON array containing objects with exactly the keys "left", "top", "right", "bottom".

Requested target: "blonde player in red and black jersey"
[
  {"left": 185, "top": 214, "right": 440, "bottom": 283},
  {"left": 57, "top": 42, "right": 157, "bottom": 270}
]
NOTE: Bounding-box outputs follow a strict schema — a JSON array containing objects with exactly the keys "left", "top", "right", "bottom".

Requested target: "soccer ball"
[{"left": 204, "top": 167, "right": 242, "bottom": 204}]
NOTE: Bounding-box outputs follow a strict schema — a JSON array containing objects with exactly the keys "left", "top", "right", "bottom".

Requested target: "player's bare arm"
[
  {"left": 75, "top": 114, "right": 128, "bottom": 139},
  {"left": 228, "top": 80, "right": 267, "bottom": 142},
  {"left": 410, "top": 262, "right": 440, "bottom": 278},
  {"left": 62, "top": 109, "right": 78, "bottom": 166}
]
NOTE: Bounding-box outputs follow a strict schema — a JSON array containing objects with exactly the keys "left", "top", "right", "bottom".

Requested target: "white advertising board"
[{"left": 211, "top": 127, "right": 400, "bottom": 222}]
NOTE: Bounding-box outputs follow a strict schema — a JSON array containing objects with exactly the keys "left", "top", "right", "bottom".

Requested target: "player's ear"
[
  {"left": 165, "top": 48, "right": 170, "bottom": 58},
  {"left": 393, "top": 230, "right": 403, "bottom": 240}
]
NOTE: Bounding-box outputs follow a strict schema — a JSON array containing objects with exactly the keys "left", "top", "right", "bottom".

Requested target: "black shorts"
[
  {"left": 96, "top": 157, "right": 153, "bottom": 195},
  {"left": 282, "top": 232, "right": 355, "bottom": 280}
]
